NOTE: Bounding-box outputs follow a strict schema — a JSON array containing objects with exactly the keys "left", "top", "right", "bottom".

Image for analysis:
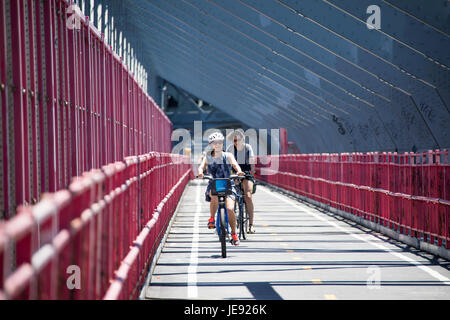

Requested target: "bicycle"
[
  {"left": 201, "top": 174, "right": 244, "bottom": 258},
  {"left": 233, "top": 173, "right": 255, "bottom": 240}
]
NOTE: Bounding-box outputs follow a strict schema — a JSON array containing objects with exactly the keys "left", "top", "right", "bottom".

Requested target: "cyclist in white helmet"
[{"left": 197, "top": 131, "right": 245, "bottom": 246}]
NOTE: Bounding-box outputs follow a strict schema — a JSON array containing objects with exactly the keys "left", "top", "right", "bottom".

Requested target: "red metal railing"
[
  {"left": 0, "top": 0, "right": 172, "bottom": 219},
  {"left": 256, "top": 150, "right": 449, "bottom": 249},
  {"left": 0, "top": 152, "right": 192, "bottom": 300}
]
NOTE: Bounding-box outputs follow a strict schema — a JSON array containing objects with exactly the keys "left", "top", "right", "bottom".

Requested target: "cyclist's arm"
[
  {"left": 250, "top": 159, "right": 256, "bottom": 175},
  {"left": 197, "top": 155, "right": 207, "bottom": 177},
  {"left": 247, "top": 144, "right": 256, "bottom": 174}
]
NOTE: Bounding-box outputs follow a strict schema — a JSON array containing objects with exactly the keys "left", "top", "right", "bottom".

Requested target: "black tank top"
[{"left": 231, "top": 145, "right": 251, "bottom": 172}]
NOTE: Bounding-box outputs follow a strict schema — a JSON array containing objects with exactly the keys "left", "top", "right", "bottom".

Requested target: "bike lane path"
[{"left": 144, "top": 180, "right": 450, "bottom": 300}]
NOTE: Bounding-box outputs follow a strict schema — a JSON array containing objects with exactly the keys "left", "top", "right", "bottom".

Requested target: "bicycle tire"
[
  {"left": 219, "top": 208, "right": 227, "bottom": 258},
  {"left": 239, "top": 199, "right": 246, "bottom": 240},
  {"left": 236, "top": 183, "right": 245, "bottom": 240},
  {"left": 235, "top": 197, "right": 242, "bottom": 239}
]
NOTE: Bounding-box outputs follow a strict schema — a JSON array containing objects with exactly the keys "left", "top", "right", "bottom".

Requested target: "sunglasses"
[{"left": 211, "top": 141, "right": 223, "bottom": 145}]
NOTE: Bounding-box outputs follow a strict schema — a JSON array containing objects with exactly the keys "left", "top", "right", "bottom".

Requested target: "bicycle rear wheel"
[
  {"left": 239, "top": 199, "right": 246, "bottom": 240},
  {"left": 219, "top": 208, "right": 227, "bottom": 258},
  {"left": 235, "top": 198, "right": 242, "bottom": 239}
]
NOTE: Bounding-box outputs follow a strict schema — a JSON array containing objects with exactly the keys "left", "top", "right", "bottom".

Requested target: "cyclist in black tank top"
[{"left": 226, "top": 130, "right": 257, "bottom": 234}]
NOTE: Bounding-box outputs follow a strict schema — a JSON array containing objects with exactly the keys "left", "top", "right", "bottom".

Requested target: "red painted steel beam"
[
  {"left": 56, "top": 0, "right": 67, "bottom": 189},
  {"left": 43, "top": 0, "right": 57, "bottom": 192},
  {"left": 10, "top": 0, "right": 27, "bottom": 209},
  {"left": 66, "top": 3, "right": 79, "bottom": 179},
  {"left": 27, "top": 0, "right": 38, "bottom": 203},
  {"left": 83, "top": 17, "right": 93, "bottom": 171},
  {"left": 100, "top": 35, "right": 107, "bottom": 167},
  {"left": 0, "top": 0, "right": 10, "bottom": 219}
]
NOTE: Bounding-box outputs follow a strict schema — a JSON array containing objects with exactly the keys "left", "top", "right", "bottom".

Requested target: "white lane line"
[
  {"left": 187, "top": 183, "right": 202, "bottom": 298},
  {"left": 260, "top": 186, "right": 450, "bottom": 285}
]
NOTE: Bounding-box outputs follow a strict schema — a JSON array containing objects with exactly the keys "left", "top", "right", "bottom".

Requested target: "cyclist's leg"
[
  {"left": 208, "top": 191, "right": 218, "bottom": 228},
  {"left": 210, "top": 191, "right": 218, "bottom": 219},
  {"left": 226, "top": 196, "right": 240, "bottom": 245},
  {"left": 243, "top": 179, "right": 255, "bottom": 226},
  {"left": 225, "top": 197, "right": 237, "bottom": 235}
]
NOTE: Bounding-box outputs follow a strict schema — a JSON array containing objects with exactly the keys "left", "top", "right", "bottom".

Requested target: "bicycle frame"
[
  {"left": 202, "top": 174, "right": 243, "bottom": 258},
  {"left": 234, "top": 174, "right": 253, "bottom": 240}
]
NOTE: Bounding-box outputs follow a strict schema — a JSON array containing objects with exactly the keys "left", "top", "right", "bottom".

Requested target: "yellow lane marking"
[
  {"left": 324, "top": 294, "right": 337, "bottom": 300},
  {"left": 286, "top": 250, "right": 294, "bottom": 253},
  {"left": 311, "top": 279, "right": 322, "bottom": 284}
]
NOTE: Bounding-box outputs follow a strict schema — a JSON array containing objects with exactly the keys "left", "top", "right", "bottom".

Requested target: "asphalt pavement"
[{"left": 143, "top": 180, "right": 450, "bottom": 300}]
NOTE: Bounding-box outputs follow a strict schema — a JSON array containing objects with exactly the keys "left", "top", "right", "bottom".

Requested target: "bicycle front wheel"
[{"left": 219, "top": 208, "right": 227, "bottom": 258}]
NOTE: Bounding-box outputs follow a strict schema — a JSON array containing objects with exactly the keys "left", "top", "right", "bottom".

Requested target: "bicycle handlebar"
[{"left": 196, "top": 174, "right": 245, "bottom": 180}]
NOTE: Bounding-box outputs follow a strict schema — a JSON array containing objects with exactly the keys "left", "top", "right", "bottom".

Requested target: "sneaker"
[
  {"left": 207, "top": 218, "right": 215, "bottom": 229},
  {"left": 230, "top": 233, "right": 240, "bottom": 246},
  {"left": 248, "top": 225, "right": 255, "bottom": 234}
]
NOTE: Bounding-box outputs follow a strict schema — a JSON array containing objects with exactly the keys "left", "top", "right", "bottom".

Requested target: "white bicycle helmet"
[{"left": 208, "top": 131, "right": 224, "bottom": 144}]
